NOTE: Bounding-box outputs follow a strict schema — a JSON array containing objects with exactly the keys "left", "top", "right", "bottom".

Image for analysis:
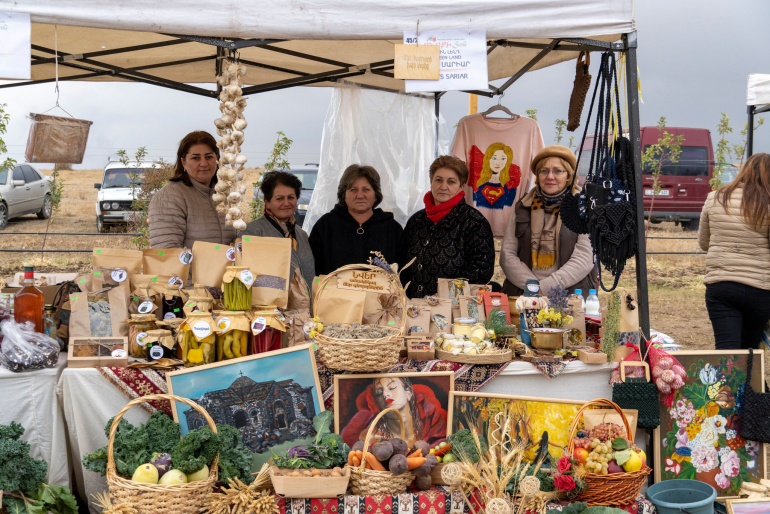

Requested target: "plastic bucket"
[{"left": 646, "top": 479, "right": 716, "bottom": 514}]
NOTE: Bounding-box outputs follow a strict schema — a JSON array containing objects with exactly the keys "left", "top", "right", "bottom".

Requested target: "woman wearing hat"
[{"left": 499, "top": 145, "right": 597, "bottom": 297}]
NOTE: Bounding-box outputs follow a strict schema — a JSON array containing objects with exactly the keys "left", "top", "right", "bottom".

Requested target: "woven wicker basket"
[
  {"left": 313, "top": 264, "right": 407, "bottom": 372},
  {"left": 106, "top": 394, "right": 219, "bottom": 513},
  {"left": 435, "top": 348, "right": 512, "bottom": 364},
  {"left": 346, "top": 407, "right": 415, "bottom": 495},
  {"left": 567, "top": 398, "right": 651, "bottom": 506}
]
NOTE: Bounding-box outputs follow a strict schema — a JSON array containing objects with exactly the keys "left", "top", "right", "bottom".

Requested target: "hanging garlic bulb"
[
  {"left": 212, "top": 193, "right": 226, "bottom": 203},
  {"left": 228, "top": 191, "right": 242, "bottom": 203},
  {"left": 235, "top": 154, "right": 248, "bottom": 165},
  {"left": 234, "top": 119, "right": 248, "bottom": 131},
  {"left": 233, "top": 219, "right": 247, "bottom": 230}
]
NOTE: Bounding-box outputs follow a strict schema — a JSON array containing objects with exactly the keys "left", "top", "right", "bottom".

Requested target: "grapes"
[
  {"left": 584, "top": 436, "right": 616, "bottom": 475},
  {"left": 573, "top": 437, "right": 591, "bottom": 449},
  {"left": 589, "top": 423, "right": 627, "bottom": 442}
]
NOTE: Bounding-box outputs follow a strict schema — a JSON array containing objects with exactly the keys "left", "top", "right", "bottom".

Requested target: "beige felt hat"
[{"left": 530, "top": 145, "right": 578, "bottom": 174}]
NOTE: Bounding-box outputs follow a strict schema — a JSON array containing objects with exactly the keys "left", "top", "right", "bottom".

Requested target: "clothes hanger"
[{"left": 481, "top": 92, "right": 519, "bottom": 120}]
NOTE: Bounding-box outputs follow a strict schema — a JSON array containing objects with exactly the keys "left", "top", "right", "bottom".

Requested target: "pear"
[
  {"left": 158, "top": 469, "right": 188, "bottom": 485},
  {"left": 621, "top": 451, "right": 643, "bottom": 473},
  {"left": 187, "top": 464, "right": 209, "bottom": 482},
  {"left": 132, "top": 463, "right": 159, "bottom": 484}
]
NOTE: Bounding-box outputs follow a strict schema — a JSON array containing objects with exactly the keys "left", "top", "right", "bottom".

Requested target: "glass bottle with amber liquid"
[{"left": 15, "top": 266, "right": 44, "bottom": 333}]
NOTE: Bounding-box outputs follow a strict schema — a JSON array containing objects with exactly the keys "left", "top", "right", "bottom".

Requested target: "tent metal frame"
[
  {"left": 0, "top": 29, "right": 649, "bottom": 337},
  {"left": 747, "top": 103, "right": 770, "bottom": 157}
]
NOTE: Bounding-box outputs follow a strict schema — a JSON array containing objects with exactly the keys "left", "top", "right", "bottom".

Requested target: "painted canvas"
[
  {"left": 727, "top": 499, "right": 770, "bottom": 514},
  {"left": 167, "top": 344, "right": 323, "bottom": 471},
  {"left": 655, "top": 350, "right": 766, "bottom": 499},
  {"left": 450, "top": 392, "right": 584, "bottom": 462},
  {"left": 334, "top": 372, "right": 453, "bottom": 449}
]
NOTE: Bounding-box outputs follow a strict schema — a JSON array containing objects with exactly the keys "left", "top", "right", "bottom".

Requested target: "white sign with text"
[
  {"left": 403, "top": 29, "right": 488, "bottom": 93},
  {"left": 0, "top": 12, "right": 30, "bottom": 80}
]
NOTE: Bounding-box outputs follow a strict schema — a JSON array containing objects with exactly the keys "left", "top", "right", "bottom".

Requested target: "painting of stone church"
[{"left": 184, "top": 372, "right": 317, "bottom": 453}]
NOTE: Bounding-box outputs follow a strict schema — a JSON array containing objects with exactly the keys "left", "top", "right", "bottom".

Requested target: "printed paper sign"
[
  {"left": 226, "top": 248, "right": 236, "bottom": 261},
  {"left": 137, "top": 301, "right": 154, "bottom": 314},
  {"left": 403, "top": 29, "right": 488, "bottom": 93},
  {"left": 251, "top": 316, "right": 267, "bottom": 335},
  {"left": 111, "top": 269, "right": 128, "bottom": 283},
  {"left": 0, "top": 12, "right": 30, "bottom": 80}
]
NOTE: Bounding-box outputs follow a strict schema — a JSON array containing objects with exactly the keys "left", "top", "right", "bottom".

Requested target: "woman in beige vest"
[
  {"left": 148, "top": 131, "right": 236, "bottom": 248},
  {"left": 698, "top": 153, "right": 770, "bottom": 350}
]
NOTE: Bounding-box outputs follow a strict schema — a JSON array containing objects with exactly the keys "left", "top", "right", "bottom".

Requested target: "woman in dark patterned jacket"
[{"left": 402, "top": 156, "right": 495, "bottom": 298}]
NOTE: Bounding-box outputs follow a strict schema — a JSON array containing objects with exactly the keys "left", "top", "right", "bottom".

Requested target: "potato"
[
  {"left": 390, "top": 438, "right": 409, "bottom": 456},
  {"left": 332, "top": 467, "right": 343, "bottom": 475},
  {"left": 311, "top": 468, "right": 321, "bottom": 476},
  {"left": 372, "top": 441, "right": 394, "bottom": 462},
  {"left": 290, "top": 470, "right": 302, "bottom": 477},
  {"left": 414, "top": 475, "right": 432, "bottom": 491},
  {"left": 352, "top": 440, "right": 366, "bottom": 452},
  {"left": 388, "top": 454, "right": 408, "bottom": 475},
  {"left": 413, "top": 441, "right": 430, "bottom": 458},
  {"left": 414, "top": 461, "right": 433, "bottom": 477},
  {"left": 330, "top": 471, "right": 342, "bottom": 477},
  {"left": 303, "top": 470, "right": 313, "bottom": 476}
]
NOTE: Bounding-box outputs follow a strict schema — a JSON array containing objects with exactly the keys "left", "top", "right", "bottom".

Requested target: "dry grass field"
[{"left": 0, "top": 168, "right": 731, "bottom": 353}]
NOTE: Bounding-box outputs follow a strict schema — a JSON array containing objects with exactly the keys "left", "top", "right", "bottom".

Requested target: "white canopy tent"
[
  {"left": 747, "top": 73, "right": 770, "bottom": 157},
  {"left": 0, "top": 0, "right": 649, "bottom": 333}
]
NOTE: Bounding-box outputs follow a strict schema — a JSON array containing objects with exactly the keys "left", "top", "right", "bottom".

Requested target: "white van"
[{"left": 94, "top": 160, "right": 162, "bottom": 233}]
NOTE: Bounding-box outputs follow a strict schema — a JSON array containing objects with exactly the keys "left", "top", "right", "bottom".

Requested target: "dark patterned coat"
[{"left": 402, "top": 202, "right": 495, "bottom": 298}]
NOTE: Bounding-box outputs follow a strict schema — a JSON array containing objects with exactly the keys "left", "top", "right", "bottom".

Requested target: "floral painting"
[
  {"left": 450, "top": 392, "right": 583, "bottom": 462},
  {"left": 656, "top": 350, "right": 765, "bottom": 498}
]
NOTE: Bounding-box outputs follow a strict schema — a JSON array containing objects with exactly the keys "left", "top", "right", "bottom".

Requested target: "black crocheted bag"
[{"left": 740, "top": 348, "right": 770, "bottom": 443}]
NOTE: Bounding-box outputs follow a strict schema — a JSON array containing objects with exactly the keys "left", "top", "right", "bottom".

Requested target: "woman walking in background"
[{"left": 699, "top": 153, "right": 770, "bottom": 349}]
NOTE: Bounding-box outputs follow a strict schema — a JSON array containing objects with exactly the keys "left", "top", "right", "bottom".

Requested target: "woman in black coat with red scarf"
[{"left": 402, "top": 156, "right": 495, "bottom": 298}]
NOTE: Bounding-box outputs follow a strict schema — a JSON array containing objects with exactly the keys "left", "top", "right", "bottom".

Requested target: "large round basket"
[
  {"left": 313, "top": 264, "right": 407, "bottom": 372},
  {"left": 106, "top": 394, "right": 219, "bottom": 513},
  {"left": 435, "top": 348, "right": 512, "bottom": 364},
  {"left": 346, "top": 407, "right": 415, "bottom": 495},
  {"left": 567, "top": 398, "right": 651, "bottom": 506}
]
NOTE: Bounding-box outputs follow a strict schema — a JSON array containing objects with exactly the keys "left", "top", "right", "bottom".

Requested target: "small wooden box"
[
  {"left": 578, "top": 347, "right": 608, "bottom": 364},
  {"left": 270, "top": 465, "right": 350, "bottom": 498},
  {"left": 68, "top": 337, "right": 128, "bottom": 367},
  {"left": 407, "top": 339, "right": 435, "bottom": 360}
]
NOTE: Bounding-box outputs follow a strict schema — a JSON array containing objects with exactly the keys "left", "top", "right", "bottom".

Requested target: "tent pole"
[
  {"left": 622, "top": 31, "right": 650, "bottom": 339},
  {"left": 435, "top": 92, "right": 442, "bottom": 158},
  {"left": 747, "top": 106, "right": 755, "bottom": 158},
  {"left": 496, "top": 39, "right": 559, "bottom": 94}
]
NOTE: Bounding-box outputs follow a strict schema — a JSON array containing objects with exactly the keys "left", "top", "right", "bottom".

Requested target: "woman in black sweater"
[
  {"left": 309, "top": 164, "right": 404, "bottom": 275},
  {"left": 403, "top": 156, "right": 495, "bottom": 298}
]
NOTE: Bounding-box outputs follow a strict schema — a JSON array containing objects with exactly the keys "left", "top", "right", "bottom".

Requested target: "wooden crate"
[
  {"left": 68, "top": 337, "right": 128, "bottom": 367},
  {"left": 270, "top": 466, "right": 350, "bottom": 498}
]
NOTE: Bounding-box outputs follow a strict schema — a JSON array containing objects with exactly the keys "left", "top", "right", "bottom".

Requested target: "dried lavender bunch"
[{"left": 545, "top": 286, "right": 570, "bottom": 317}]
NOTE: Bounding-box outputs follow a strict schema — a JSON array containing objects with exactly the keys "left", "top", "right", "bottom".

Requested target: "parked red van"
[{"left": 577, "top": 127, "right": 714, "bottom": 231}]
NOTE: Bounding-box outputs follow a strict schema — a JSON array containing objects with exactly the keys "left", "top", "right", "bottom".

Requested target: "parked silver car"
[{"left": 0, "top": 163, "right": 53, "bottom": 229}]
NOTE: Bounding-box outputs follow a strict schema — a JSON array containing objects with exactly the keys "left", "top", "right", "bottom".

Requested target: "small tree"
[
  {"left": 0, "top": 103, "right": 15, "bottom": 176},
  {"left": 250, "top": 131, "right": 292, "bottom": 220},
  {"left": 710, "top": 113, "right": 733, "bottom": 190},
  {"left": 641, "top": 117, "right": 683, "bottom": 238},
  {"left": 568, "top": 135, "right": 575, "bottom": 150},
  {"left": 525, "top": 109, "right": 538, "bottom": 121},
  {"left": 732, "top": 118, "right": 765, "bottom": 167},
  {"left": 554, "top": 119, "right": 567, "bottom": 144}
]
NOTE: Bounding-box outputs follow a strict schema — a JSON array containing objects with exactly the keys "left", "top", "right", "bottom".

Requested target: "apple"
[
  {"left": 607, "top": 461, "right": 624, "bottom": 474},
  {"left": 573, "top": 448, "right": 589, "bottom": 464}
]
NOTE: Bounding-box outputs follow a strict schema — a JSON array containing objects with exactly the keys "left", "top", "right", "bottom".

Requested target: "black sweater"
[
  {"left": 402, "top": 201, "right": 495, "bottom": 298},
  {"left": 309, "top": 204, "right": 405, "bottom": 276}
]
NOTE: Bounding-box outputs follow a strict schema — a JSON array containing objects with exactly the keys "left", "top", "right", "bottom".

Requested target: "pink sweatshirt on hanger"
[{"left": 451, "top": 114, "right": 544, "bottom": 238}]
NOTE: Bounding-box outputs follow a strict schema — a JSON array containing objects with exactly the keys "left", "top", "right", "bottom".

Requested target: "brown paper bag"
[
  {"left": 315, "top": 286, "right": 366, "bottom": 323},
  {"left": 142, "top": 248, "right": 192, "bottom": 280},
  {"left": 583, "top": 408, "right": 639, "bottom": 440},
  {"left": 241, "top": 236, "right": 291, "bottom": 308},
  {"left": 234, "top": 238, "right": 243, "bottom": 266},
  {"left": 437, "top": 278, "right": 470, "bottom": 306},
  {"left": 562, "top": 297, "right": 586, "bottom": 347},
  {"left": 91, "top": 266, "right": 132, "bottom": 290},
  {"left": 405, "top": 302, "right": 431, "bottom": 335},
  {"left": 362, "top": 293, "right": 402, "bottom": 329},
  {"left": 313, "top": 275, "right": 381, "bottom": 318},
  {"left": 413, "top": 297, "right": 452, "bottom": 333},
  {"left": 459, "top": 295, "right": 485, "bottom": 323},
  {"left": 287, "top": 267, "right": 311, "bottom": 312},
  {"left": 183, "top": 296, "right": 215, "bottom": 315},
  {"left": 618, "top": 288, "right": 640, "bottom": 333},
  {"left": 470, "top": 284, "right": 492, "bottom": 296},
  {"left": 69, "top": 284, "right": 130, "bottom": 338},
  {"left": 284, "top": 309, "right": 312, "bottom": 347},
  {"left": 128, "top": 283, "right": 162, "bottom": 319},
  {"left": 92, "top": 248, "right": 143, "bottom": 282},
  {"left": 191, "top": 241, "right": 232, "bottom": 288},
  {"left": 183, "top": 284, "right": 213, "bottom": 300}
]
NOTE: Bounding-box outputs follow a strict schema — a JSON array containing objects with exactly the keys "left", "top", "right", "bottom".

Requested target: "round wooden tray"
[{"left": 435, "top": 348, "right": 513, "bottom": 364}]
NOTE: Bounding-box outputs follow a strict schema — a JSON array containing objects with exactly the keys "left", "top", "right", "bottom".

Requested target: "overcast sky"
[{"left": 1, "top": 0, "right": 769, "bottom": 170}]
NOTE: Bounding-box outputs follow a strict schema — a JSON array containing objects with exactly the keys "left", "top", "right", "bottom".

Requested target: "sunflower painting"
[
  {"left": 450, "top": 392, "right": 584, "bottom": 462},
  {"left": 654, "top": 350, "right": 766, "bottom": 499}
]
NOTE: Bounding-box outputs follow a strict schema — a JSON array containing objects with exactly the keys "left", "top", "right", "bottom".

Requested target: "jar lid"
[{"left": 455, "top": 317, "right": 476, "bottom": 325}]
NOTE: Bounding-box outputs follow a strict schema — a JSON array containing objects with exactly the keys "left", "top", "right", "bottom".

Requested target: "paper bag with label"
[
  {"left": 287, "top": 266, "right": 311, "bottom": 312},
  {"left": 191, "top": 241, "right": 232, "bottom": 289},
  {"left": 69, "top": 285, "right": 130, "bottom": 338},
  {"left": 241, "top": 236, "right": 291, "bottom": 308},
  {"left": 481, "top": 292, "right": 511, "bottom": 323},
  {"left": 437, "top": 278, "right": 470, "bottom": 306},
  {"left": 284, "top": 309, "right": 312, "bottom": 347},
  {"left": 470, "top": 284, "right": 492, "bottom": 296},
  {"left": 459, "top": 295, "right": 485, "bottom": 323},
  {"left": 405, "top": 302, "right": 431, "bottom": 335},
  {"left": 413, "top": 297, "right": 452, "bottom": 333},
  {"left": 93, "top": 248, "right": 143, "bottom": 284},
  {"left": 129, "top": 283, "right": 162, "bottom": 319},
  {"left": 313, "top": 275, "right": 383, "bottom": 318},
  {"left": 618, "top": 288, "right": 640, "bottom": 333},
  {"left": 91, "top": 266, "right": 132, "bottom": 290},
  {"left": 562, "top": 297, "right": 586, "bottom": 347},
  {"left": 363, "top": 293, "right": 402, "bottom": 329},
  {"left": 315, "top": 286, "right": 367, "bottom": 324},
  {"left": 142, "top": 248, "right": 192, "bottom": 281}
]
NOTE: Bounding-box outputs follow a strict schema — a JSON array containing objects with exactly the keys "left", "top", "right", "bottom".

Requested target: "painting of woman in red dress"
[{"left": 335, "top": 373, "right": 453, "bottom": 448}]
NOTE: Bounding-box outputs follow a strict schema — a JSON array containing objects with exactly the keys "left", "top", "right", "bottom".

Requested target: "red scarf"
[{"left": 424, "top": 190, "right": 465, "bottom": 223}]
